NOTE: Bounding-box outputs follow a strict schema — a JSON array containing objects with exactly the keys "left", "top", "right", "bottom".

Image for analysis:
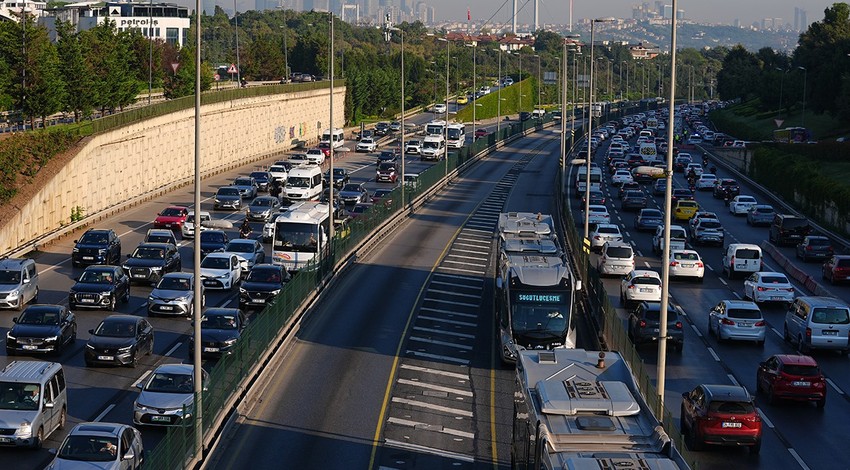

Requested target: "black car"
[
  {"left": 69, "top": 265, "right": 131, "bottom": 311},
  {"left": 652, "top": 178, "right": 666, "bottom": 196},
  {"left": 796, "top": 235, "right": 834, "bottom": 262},
  {"left": 674, "top": 156, "right": 692, "bottom": 173},
  {"left": 6, "top": 305, "right": 76, "bottom": 355},
  {"left": 618, "top": 181, "right": 641, "bottom": 199},
  {"left": 671, "top": 188, "right": 695, "bottom": 204},
  {"left": 338, "top": 183, "right": 369, "bottom": 206},
  {"left": 770, "top": 214, "right": 811, "bottom": 246},
  {"left": 634, "top": 208, "right": 664, "bottom": 232},
  {"left": 519, "top": 111, "right": 532, "bottom": 121},
  {"left": 374, "top": 122, "right": 390, "bottom": 136},
  {"left": 239, "top": 264, "right": 290, "bottom": 310},
  {"left": 713, "top": 178, "right": 740, "bottom": 199},
  {"left": 249, "top": 171, "right": 272, "bottom": 192},
  {"left": 213, "top": 186, "right": 243, "bottom": 210},
  {"left": 582, "top": 190, "right": 606, "bottom": 207},
  {"left": 189, "top": 308, "right": 247, "bottom": 358},
  {"left": 200, "top": 230, "right": 229, "bottom": 258},
  {"left": 358, "top": 129, "right": 374, "bottom": 141},
  {"left": 85, "top": 315, "right": 154, "bottom": 367},
  {"left": 323, "top": 168, "right": 350, "bottom": 189},
  {"left": 72, "top": 229, "right": 121, "bottom": 268},
  {"left": 628, "top": 301, "right": 683, "bottom": 352},
  {"left": 122, "top": 242, "right": 181, "bottom": 285},
  {"left": 621, "top": 190, "right": 648, "bottom": 211},
  {"left": 376, "top": 150, "right": 398, "bottom": 165}
]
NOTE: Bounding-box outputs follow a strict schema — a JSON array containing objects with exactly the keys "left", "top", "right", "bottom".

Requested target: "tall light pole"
[
  {"left": 657, "top": 0, "right": 680, "bottom": 414},
  {"left": 535, "top": 54, "right": 541, "bottom": 111},
  {"left": 572, "top": 51, "right": 581, "bottom": 151},
  {"left": 468, "top": 43, "right": 477, "bottom": 138},
  {"left": 148, "top": 0, "right": 153, "bottom": 105},
  {"left": 776, "top": 67, "right": 787, "bottom": 123},
  {"left": 234, "top": 0, "right": 241, "bottom": 85},
  {"left": 497, "top": 48, "right": 502, "bottom": 136},
  {"left": 583, "top": 17, "right": 614, "bottom": 239},
  {"left": 519, "top": 52, "right": 522, "bottom": 113},
  {"left": 798, "top": 66, "right": 807, "bottom": 128},
  {"left": 454, "top": 56, "right": 459, "bottom": 97},
  {"left": 328, "top": 11, "right": 335, "bottom": 238},
  {"left": 192, "top": 0, "right": 202, "bottom": 454},
  {"left": 387, "top": 23, "right": 405, "bottom": 207},
  {"left": 437, "top": 37, "right": 449, "bottom": 175}
]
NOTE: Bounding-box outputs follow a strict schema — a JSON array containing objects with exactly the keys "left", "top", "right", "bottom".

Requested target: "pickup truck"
[{"left": 652, "top": 225, "right": 687, "bottom": 255}]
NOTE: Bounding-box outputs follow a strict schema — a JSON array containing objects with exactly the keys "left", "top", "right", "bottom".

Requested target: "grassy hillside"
[
  {"left": 709, "top": 98, "right": 850, "bottom": 142},
  {"left": 455, "top": 78, "right": 539, "bottom": 123}
]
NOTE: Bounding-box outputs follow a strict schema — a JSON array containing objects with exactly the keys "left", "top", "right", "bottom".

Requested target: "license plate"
[
  {"left": 0, "top": 437, "right": 11, "bottom": 443},
  {"left": 771, "top": 296, "right": 783, "bottom": 300},
  {"left": 150, "top": 415, "right": 171, "bottom": 423},
  {"left": 82, "top": 256, "right": 94, "bottom": 261},
  {"left": 721, "top": 422, "right": 742, "bottom": 428},
  {"left": 682, "top": 264, "right": 694, "bottom": 268},
  {"left": 793, "top": 381, "right": 811, "bottom": 387},
  {"left": 22, "top": 345, "right": 37, "bottom": 350},
  {"left": 251, "top": 299, "right": 265, "bottom": 303},
  {"left": 97, "top": 355, "right": 114, "bottom": 361},
  {"left": 80, "top": 298, "right": 95, "bottom": 303},
  {"left": 133, "top": 274, "right": 147, "bottom": 278},
  {"left": 739, "top": 322, "right": 752, "bottom": 327},
  {"left": 159, "top": 305, "right": 173, "bottom": 311},
  {"left": 824, "top": 330, "right": 838, "bottom": 336},
  {"left": 204, "top": 347, "right": 219, "bottom": 353},
  {"left": 639, "top": 288, "right": 653, "bottom": 293},
  {"left": 203, "top": 280, "right": 216, "bottom": 286}
]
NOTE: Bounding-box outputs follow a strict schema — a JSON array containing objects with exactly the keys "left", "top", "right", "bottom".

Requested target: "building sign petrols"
[{"left": 119, "top": 18, "right": 160, "bottom": 27}]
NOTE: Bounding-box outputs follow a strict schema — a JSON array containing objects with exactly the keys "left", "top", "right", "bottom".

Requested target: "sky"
[{"left": 435, "top": 1, "right": 834, "bottom": 28}]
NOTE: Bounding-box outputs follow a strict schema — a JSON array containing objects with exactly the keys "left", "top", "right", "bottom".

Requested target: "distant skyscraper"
[
  {"left": 676, "top": 9, "right": 684, "bottom": 20},
  {"left": 733, "top": 18, "right": 740, "bottom": 28},
  {"left": 663, "top": 4, "right": 672, "bottom": 18},
  {"left": 654, "top": 1, "right": 664, "bottom": 15},
  {"left": 800, "top": 9, "right": 807, "bottom": 31},
  {"left": 794, "top": 7, "right": 800, "bottom": 31}
]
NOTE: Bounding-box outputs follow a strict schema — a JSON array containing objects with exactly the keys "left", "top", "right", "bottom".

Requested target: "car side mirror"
[
  {"left": 48, "top": 448, "right": 57, "bottom": 455},
  {"left": 12, "top": 317, "right": 17, "bottom": 323},
  {"left": 136, "top": 382, "right": 144, "bottom": 389},
  {"left": 123, "top": 450, "right": 135, "bottom": 460},
  {"left": 89, "top": 329, "right": 95, "bottom": 335},
  {"left": 44, "top": 402, "right": 54, "bottom": 409}
]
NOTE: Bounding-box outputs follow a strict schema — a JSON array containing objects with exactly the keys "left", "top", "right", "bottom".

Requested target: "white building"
[
  {"left": 0, "top": 0, "right": 48, "bottom": 22},
  {"left": 40, "top": 1, "right": 191, "bottom": 47}
]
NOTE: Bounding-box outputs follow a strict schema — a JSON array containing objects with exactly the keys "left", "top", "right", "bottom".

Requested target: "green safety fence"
[{"left": 143, "top": 108, "right": 558, "bottom": 469}]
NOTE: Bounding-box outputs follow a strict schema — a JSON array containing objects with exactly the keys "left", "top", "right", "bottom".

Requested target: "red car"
[
  {"left": 154, "top": 206, "right": 189, "bottom": 230},
  {"left": 318, "top": 141, "right": 332, "bottom": 157},
  {"left": 756, "top": 354, "right": 826, "bottom": 408},
  {"left": 474, "top": 128, "right": 489, "bottom": 139},
  {"left": 681, "top": 384, "right": 762, "bottom": 454},
  {"left": 822, "top": 255, "right": 850, "bottom": 284}
]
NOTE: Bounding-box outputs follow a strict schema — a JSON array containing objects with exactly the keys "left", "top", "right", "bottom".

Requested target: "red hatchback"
[
  {"left": 154, "top": 206, "right": 189, "bottom": 230},
  {"left": 756, "top": 354, "right": 826, "bottom": 408},
  {"left": 822, "top": 255, "right": 850, "bottom": 284},
  {"left": 681, "top": 384, "right": 762, "bottom": 454}
]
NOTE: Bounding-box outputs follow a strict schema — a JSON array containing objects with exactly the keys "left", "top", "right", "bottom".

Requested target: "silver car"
[
  {"left": 147, "top": 272, "right": 202, "bottom": 317},
  {"left": 46, "top": 422, "right": 143, "bottom": 470},
  {"left": 708, "top": 300, "right": 766, "bottom": 346},
  {"left": 247, "top": 196, "right": 280, "bottom": 221},
  {"left": 224, "top": 239, "right": 266, "bottom": 272},
  {"left": 133, "top": 364, "right": 208, "bottom": 427}
]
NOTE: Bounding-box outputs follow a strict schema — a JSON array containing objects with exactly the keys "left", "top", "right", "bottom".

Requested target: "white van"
[
  {"left": 722, "top": 243, "right": 763, "bottom": 279},
  {"left": 284, "top": 165, "right": 323, "bottom": 201},
  {"left": 320, "top": 128, "right": 344, "bottom": 149},
  {"left": 575, "top": 166, "right": 602, "bottom": 195},
  {"left": 420, "top": 136, "right": 445, "bottom": 161},
  {"left": 0, "top": 361, "right": 67, "bottom": 448},
  {"left": 0, "top": 258, "right": 38, "bottom": 311}
]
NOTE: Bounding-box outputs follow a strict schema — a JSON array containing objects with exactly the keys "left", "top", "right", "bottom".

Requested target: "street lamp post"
[
  {"left": 387, "top": 24, "right": 405, "bottom": 207},
  {"left": 776, "top": 67, "right": 787, "bottom": 123},
  {"left": 497, "top": 48, "right": 502, "bottom": 136},
  {"left": 148, "top": 0, "right": 153, "bottom": 105},
  {"left": 583, "top": 17, "right": 615, "bottom": 239},
  {"left": 472, "top": 43, "right": 477, "bottom": 138},
  {"left": 328, "top": 11, "right": 335, "bottom": 238},
  {"left": 192, "top": 0, "right": 202, "bottom": 455},
  {"left": 536, "top": 54, "right": 541, "bottom": 112},
  {"left": 798, "top": 66, "right": 807, "bottom": 128},
  {"left": 234, "top": 0, "right": 241, "bottom": 85},
  {"left": 437, "top": 37, "right": 449, "bottom": 175}
]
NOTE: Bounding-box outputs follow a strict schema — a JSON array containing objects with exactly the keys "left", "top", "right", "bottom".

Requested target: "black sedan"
[
  {"left": 634, "top": 208, "right": 664, "bottom": 232},
  {"left": 671, "top": 188, "right": 695, "bottom": 205},
  {"left": 239, "top": 264, "right": 290, "bottom": 310},
  {"left": 581, "top": 190, "right": 606, "bottom": 207},
  {"left": 618, "top": 181, "right": 641, "bottom": 199},
  {"left": 189, "top": 308, "right": 247, "bottom": 358},
  {"left": 621, "top": 190, "right": 648, "bottom": 211},
  {"left": 249, "top": 171, "right": 272, "bottom": 192},
  {"left": 68, "top": 265, "right": 131, "bottom": 311},
  {"left": 6, "top": 305, "right": 76, "bottom": 355},
  {"left": 85, "top": 315, "right": 154, "bottom": 367},
  {"left": 122, "top": 242, "right": 181, "bottom": 285},
  {"left": 200, "top": 230, "right": 229, "bottom": 258}
]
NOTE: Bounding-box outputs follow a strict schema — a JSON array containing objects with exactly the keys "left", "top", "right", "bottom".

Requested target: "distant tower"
[
  {"left": 533, "top": 0, "right": 538, "bottom": 32},
  {"left": 800, "top": 9, "right": 807, "bottom": 31},
  {"left": 794, "top": 7, "right": 800, "bottom": 31},
  {"left": 512, "top": 0, "right": 517, "bottom": 34}
]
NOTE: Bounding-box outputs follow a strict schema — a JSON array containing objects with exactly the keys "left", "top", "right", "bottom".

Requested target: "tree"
[
  {"left": 533, "top": 30, "right": 563, "bottom": 53},
  {"left": 56, "top": 20, "right": 95, "bottom": 122},
  {"left": 81, "top": 20, "right": 141, "bottom": 113},
  {"left": 163, "top": 45, "right": 213, "bottom": 99},
  {"left": 244, "top": 35, "right": 284, "bottom": 80},
  {"left": 716, "top": 45, "right": 760, "bottom": 101},
  {"left": 21, "top": 25, "right": 65, "bottom": 126},
  {"left": 795, "top": 3, "right": 850, "bottom": 115}
]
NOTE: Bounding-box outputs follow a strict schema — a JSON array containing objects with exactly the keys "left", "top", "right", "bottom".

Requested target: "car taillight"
[
  {"left": 721, "top": 318, "right": 736, "bottom": 325},
  {"left": 731, "top": 256, "right": 736, "bottom": 264},
  {"left": 670, "top": 261, "right": 679, "bottom": 266},
  {"left": 628, "top": 285, "right": 636, "bottom": 289},
  {"left": 757, "top": 286, "right": 766, "bottom": 291},
  {"left": 806, "top": 327, "right": 812, "bottom": 338},
  {"left": 806, "top": 246, "right": 813, "bottom": 251},
  {"left": 639, "top": 320, "right": 647, "bottom": 328},
  {"left": 696, "top": 262, "right": 704, "bottom": 268},
  {"left": 755, "top": 320, "right": 765, "bottom": 327},
  {"left": 675, "top": 321, "right": 683, "bottom": 329}
]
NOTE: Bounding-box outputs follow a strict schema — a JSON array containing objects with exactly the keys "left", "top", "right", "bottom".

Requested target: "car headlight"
[
  {"left": 101, "top": 291, "right": 112, "bottom": 296},
  {"left": 176, "top": 295, "right": 192, "bottom": 303},
  {"left": 217, "top": 273, "right": 230, "bottom": 279},
  {"left": 223, "top": 338, "right": 238, "bottom": 346},
  {"left": 6, "top": 289, "right": 20, "bottom": 300},
  {"left": 44, "top": 336, "right": 59, "bottom": 342},
  {"left": 6, "top": 331, "right": 15, "bottom": 341},
  {"left": 118, "top": 346, "right": 133, "bottom": 353},
  {"left": 16, "top": 421, "right": 32, "bottom": 438},
  {"left": 72, "top": 247, "right": 80, "bottom": 253},
  {"left": 98, "top": 249, "right": 107, "bottom": 255},
  {"left": 86, "top": 344, "right": 95, "bottom": 350},
  {"left": 150, "top": 266, "right": 163, "bottom": 271},
  {"left": 214, "top": 199, "right": 221, "bottom": 204},
  {"left": 134, "top": 402, "right": 148, "bottom": 412},
  {"left": 148, "top": 295, "right": 157, "bottom": 303},
  {"left": 121, "top": 265, "right": 130, "bottom": 270},
  {"left": 239, "top": 287, "right": 247, "bottom": 294},
  {"left": 268, "top": 289, "right": 281, "bottom": 296}
]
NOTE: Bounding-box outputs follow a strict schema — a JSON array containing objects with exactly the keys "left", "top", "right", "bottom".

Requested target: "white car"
[
  {"left": 305, "top": 149, "right": 325, "bottom": 165},
  {"left": 583, "top": 205, "right": 611, "bottom": 225},
  {"left": 590, "top": 223, "right": 623, "bottom": 251},
  {"left": 729, "top": 195, "right": 758, "bottom": 215},
  {"left": 405, "top": 139, "right": 421, "bottom": 154},
  {"left": 199, "top": 252, "right": 242, "bottom": 290},
  {"left": 433, "top": 103, "right": 447, "bottom": 114},
  {"left": 611, "top": 170, "right": 634, "bottom": 186},
  {"left": 669, "top": 249, "right": 705, "bottom": 281},
  {"left": 620, "top": 270, "right": 663, "bottom": 307},
  {"left": 685, "top": 163, "right": 703, "bottom": 177},
  {"left": 268, "top": 164, "right": 288, "bottom": 183},
  {"left": 479, "top": 85, "right": 491, "bottom": 95},
  {"left": 133, "top": 363, "right": 208, "bottom": 427},
  {"left": 181, "top": 210, "right": 210, "bottom": 238},
  {"left": 48, "top": 422, "right": 144, "bottom": 469},
  {"left": 288, "top": 153, "right": 308, "bottom": 165},
  {"left": 356, "top": 138, "right": 377, "bottom": 152},
  {"left": 696, "top": 173, "right": 716, "bottom": 190},
  {"left": 743, "top": 272, "right": 795, "bottom": 304}
]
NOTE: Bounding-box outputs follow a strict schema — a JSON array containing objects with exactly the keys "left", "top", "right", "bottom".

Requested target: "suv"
[
  {"left": 796, "top": 235, "right": 834, "bottom": 262},
  {"left": 239, "top": 264, "right": 290, "bottom": 310},
  {"left": 0, "top": 362, "right": 68, "bottom": 449},
  {"left": 0, "top": 258, "right": 38, "bottom": 311},
  {"left": 374, "top": 122, "right": 390, "bottom": 136},
  {"left": 756, "top": 354, "right": 826, "bottom": 408},
  {"left": 72, "top": 229, "right": 121, "bottom": 268},
  {"left": 769, "top": 214, "right": 811, "bottom": 246},
  {"left": 681, "top": 384, "right": 761, "bottom": 454},
  {"left": 597, "top": 243, "right": 635, "bottom": 278},
  {"left": 49, "top": 422, "right": 143, "bottom": 469},
  {"left": 628, "top": 301, "right": 683, "bottom": 351},
  {"left": 68, "top": 265, "right": 131, "bottom": 311},
  {"left": 122, "top": 242, "right": 181, "bottom": 285}
]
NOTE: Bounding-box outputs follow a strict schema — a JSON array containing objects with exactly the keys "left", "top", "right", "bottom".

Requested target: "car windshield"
[
  {"left": 342, "top": 184, "right": 361, "bottom": 192},
  {"left": 269, "top": 166, "right": 286, "bottom": 173},
  {"left": 202, "top": 315, "right": 238, "bottom": 330},
  {"left": 79, "top": 270, "right": 113, "bottom": 284},
  {"left": 160, "top": 208, "right": 183, "bottom": 217},
  {"left": 0, "top": 382, "right": 40, "bottom": 410},
  {"left": 378, "top": 163, "right": 395, "bottom": 171},
  {"left": 783, "top": 365, "right": 820, "bottom": 377},
  {"left": 727, "top": 308, "right": 761, "bottom": 319},
  {"left": 246, "top": 268, "right": 282, "bottom": 283},
  {"left": 145, "top": 372, "right": 193, "bottom": 394},
  {"left": 760, "top": 274, "right": 788, "bottom": 284},
  {"left": 79, "top": 232, "right": 109, "bottom": 244},
  {"left": 58, "top": 435, "right": 120, "bottom": 462},
  {"left": 811, "top": 307, "right": 850, "bottom": 324},
  {"left": 186, "top": 214, "right": 209, "bottom": 224},
  {"left": 18, "top": 308, "right": 60, "bottom": 325},
  {"left": 606, "top": 247, "right": 633, "bottom": 258},
  {"left": 0, "top": 270, "right": 21, "bottom": 284},
  {"left": 597, "top": 227, "right": 619, "bottom": 235},
  {"left": 286, "top": 177, "right": 311, "bottom": 188},
  {"left": 252, "top": 198, "right": 274, "bottom": 207},
  {"left": 200, "top": 232, "right": 226, "bottom": 243},
  {"left": 146, "top": 234, "right": 173, "bottom": 244},
  {"left": 132, "top": 247, "right": 166, "bottom": 260},
  {"left": 201, "top": 257, "right": 230, "bottom": 269},
  {"left": 218, "top": 187, "right": 240, "bottom": 196},
  {"left": 157, "top": 277, "right": 191, "bottom": 291},
  {"left": 735, "top": 249, "right": 760, "bottom": 259},
  {"left": 783, "top": 218, "right": 809, "bottom": 228},
  {"left": 234, "top": 178, "right": 253, "bottom": 186},
  {"left": 644, "top": 309, "right": 677, "bottom": 322},
  {"left": 700, "top": 221, "right": 722, "bottom": 229},
  {"left": 642, "top": 210, "right": 662, "bottom": 218},
  {"left": 94, "top": 320, "right": 136, "bottom": 338},
  {"left": 226, "top": 241, "right": 254, "bottom": 253},
  {"left": 709, "top": 401, "right": 754, "bottom": 414},
  {"left": 808, "top": 238, "right": 831, "bottom": 246}
]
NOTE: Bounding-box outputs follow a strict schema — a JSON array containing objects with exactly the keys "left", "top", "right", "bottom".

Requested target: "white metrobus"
[
  {"left": 446, "top": 123, "right": 466, "bottom": 148},
  {"left": 268, "top": 202, "right": 331, "bottom": 271}
]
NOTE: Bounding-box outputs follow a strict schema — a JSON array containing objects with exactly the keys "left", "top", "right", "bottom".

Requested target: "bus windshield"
[
  {"left": 510, "top": 292, "right": 569, "bottom": 338},
  {"left": 447, "top": 128, "right": 463, "bottom": 140},
  {"left": 426, "top": 125, "right": 443, "bottom": 136},
  {"left": 286, "top": 177, "right": 312, "bottom": 189},
  {"left": 274, "top": 222, "right": 319, "bottom": 253}
]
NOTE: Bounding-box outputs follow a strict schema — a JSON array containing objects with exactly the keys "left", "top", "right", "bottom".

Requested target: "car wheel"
[
  {"left": 750, "top": 439, "right": 761, "bottom": 455},
  {"left": 32, "top": 288, "right": 38, "bottom": 304},
  {"left": 687, "top": 423, "right": 703, "bottom": 451},
  {"left": 798, "top": 335, "right": 811, "bottom": 354},
  {"left": 128, "top": 351, "right": 138, "bottom": 368}
]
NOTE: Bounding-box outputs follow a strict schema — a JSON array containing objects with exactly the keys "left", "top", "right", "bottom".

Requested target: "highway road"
[
  {"left": 564, "top": 122, "right": 850, "bottom": 470},
  {"left": 0, "top": 118, "right": 476, "bottom": 469},
  {"left": 204, "top": 128, "right": 576, "bottom": 469}
]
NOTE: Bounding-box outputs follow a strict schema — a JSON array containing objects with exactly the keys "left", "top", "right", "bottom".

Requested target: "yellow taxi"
[
  {"left": 456, "top": 94, "right": 469, "bottom": 105},
  {"left": 673, "top": 200, "right": 700, "bottom": 221}
]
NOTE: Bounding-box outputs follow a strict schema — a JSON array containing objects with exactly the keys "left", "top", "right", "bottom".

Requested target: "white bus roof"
[
  {"left": 502, "top": 253, "right": 569, "bottom": 286},
  {"left": 277, "top": 202, "right": 329, "bottom": 223},
  {"left": 426, "top": 120, "right": 447, "bottom": 126},
  {"left": 501, "top": 233, "right": 559, "bottom": 255},
  {"left": 498, "top": 212, "right": 553, "bottom": 236}
]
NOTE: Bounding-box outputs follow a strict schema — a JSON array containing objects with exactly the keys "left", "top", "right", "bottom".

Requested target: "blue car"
[
  {"left": 634, "top": 208, "right": 664, "bottom": 232},
  {"left": 200, "top": 230, "right": 229, "bottom": 258}
]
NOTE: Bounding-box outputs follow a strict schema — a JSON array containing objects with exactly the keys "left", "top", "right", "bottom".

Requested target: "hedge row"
[{"left": 0, "top": 128, "right": 83, "bottom": 204}]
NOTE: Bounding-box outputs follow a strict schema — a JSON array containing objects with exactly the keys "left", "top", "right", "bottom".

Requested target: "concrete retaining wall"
[{"left": 0, "top": 86, "right": 345, "bottom": 255}]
